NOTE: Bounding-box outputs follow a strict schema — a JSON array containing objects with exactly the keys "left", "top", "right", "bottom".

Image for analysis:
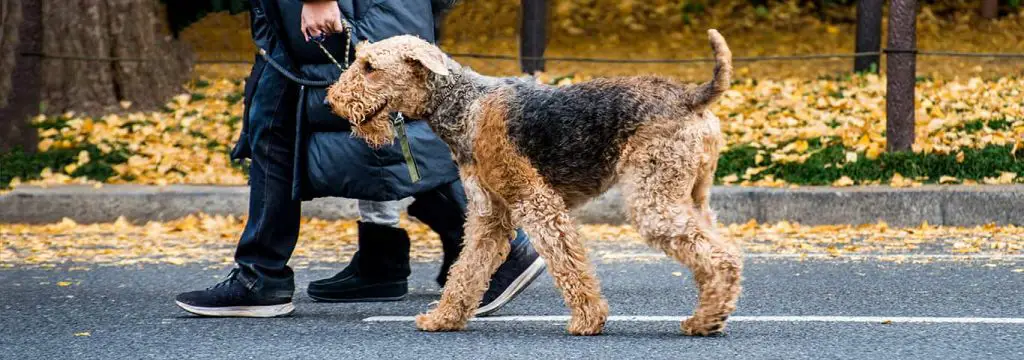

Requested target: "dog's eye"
[{"left": 363, "top": 61, "right": 375, "bottom": 73}]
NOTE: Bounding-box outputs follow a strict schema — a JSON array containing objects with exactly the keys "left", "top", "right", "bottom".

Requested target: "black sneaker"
[
  {"left": 475, "top": 230, "right": 546, "bottom": 316},
  {"left": 175, "top": 269, "right": 294, "bottom": 318}
]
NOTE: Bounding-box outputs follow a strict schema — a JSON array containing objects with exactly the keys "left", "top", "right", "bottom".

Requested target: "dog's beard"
[{"left": 350, "top": 112, "right": 395, "bottom": 149}]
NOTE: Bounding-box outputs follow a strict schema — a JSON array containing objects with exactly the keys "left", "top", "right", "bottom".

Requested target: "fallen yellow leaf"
[
  {"left": 890, "top": 173, "right": 913, "bottom": 188},
  {"left": 793, "top": 140, "right": 810, "bottom": 154},
  {"left": 865, "top": 146, "right": 882, "bottom": 160},
  {"left": 833, "top": 176, "right": 855, "bottom": 187},
  {"left": 56, "top": 281, "right": 73, "bottom": 287}
]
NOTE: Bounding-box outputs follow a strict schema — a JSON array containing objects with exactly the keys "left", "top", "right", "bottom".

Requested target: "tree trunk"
[
  {"left": 1, "top": 0, "right": 41, "bottom": 153},
  {"left": 1, "top": 0, "right": 22, "bottom": 107},
  {"left": 39, "top": 0, "right": 193, "bottom": 115}
]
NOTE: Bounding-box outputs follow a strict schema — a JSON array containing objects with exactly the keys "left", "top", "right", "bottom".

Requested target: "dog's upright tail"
[{"left": 689, "top": 29, "right": 732, "bottom": 111}]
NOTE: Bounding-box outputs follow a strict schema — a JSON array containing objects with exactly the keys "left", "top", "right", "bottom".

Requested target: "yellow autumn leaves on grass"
[
  {"left": 716, "top": 75, "right": 1023, "bottom": 160},
  {"left": 9, "top": 0, "right": 1018, "bottom": 189},
  {"left": 10, "top": 72, "right": 1021, "bottom": 189},
  {"left": 20, "top": 78, "right": 249, "bottom": 188}
]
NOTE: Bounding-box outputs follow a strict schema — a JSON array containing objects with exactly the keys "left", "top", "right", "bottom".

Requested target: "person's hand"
[{"left": 301, "top": 1, "right": 344, "bottom": 42}]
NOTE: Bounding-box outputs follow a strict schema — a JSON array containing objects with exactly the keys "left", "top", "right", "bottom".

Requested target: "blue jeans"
[{"left": 233, "top": 41, "right": 302, "bottom": 298}]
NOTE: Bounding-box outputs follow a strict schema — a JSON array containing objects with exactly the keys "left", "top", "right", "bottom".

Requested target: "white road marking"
[
  {"left": 745, "top": 254, "right": 1024, "bottom": 260},
  {"left": 363, "top": 315, "right": 1024, "bottom": 324},
  {"left": 599, "top": 253, "right": 1024, "bottom": 260}
]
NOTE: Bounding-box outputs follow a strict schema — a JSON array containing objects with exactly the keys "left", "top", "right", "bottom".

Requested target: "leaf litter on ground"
[{"left": 2, "top": 215, "right": 1020, "bottom": 267}]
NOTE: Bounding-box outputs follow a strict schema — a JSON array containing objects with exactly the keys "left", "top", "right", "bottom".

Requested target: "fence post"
[
  {"left": 519, "top": 0, "right": 547, "bottom": 74},
  {"left": 885, "top": 0, "right": 917, "bottom": 152},
  {"left": 980, "top": 0, "right": 998, "bottom": 19},
  {"left": 854, "top": 0, "right": 883, "bottom": 73},
  {"left": 0, "top": 0, "right": 41, "bottom": 154}
]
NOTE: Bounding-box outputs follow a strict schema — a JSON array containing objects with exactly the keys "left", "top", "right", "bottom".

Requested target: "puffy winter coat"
[{"left": 233, "top": 0, "right": 460, "bottom": 201}]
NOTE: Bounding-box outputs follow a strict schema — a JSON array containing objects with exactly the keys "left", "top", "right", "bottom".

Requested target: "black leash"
[{"left": 257, "top": 48, "right": 336, "bottom": 87}]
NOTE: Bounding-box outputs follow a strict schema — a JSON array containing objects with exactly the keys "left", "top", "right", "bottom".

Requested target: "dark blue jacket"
[{"left": 233, "top": 0, "right": 459, "bottom": 201}]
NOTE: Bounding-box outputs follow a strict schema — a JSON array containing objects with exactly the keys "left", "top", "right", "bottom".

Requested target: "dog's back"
[
  {"left": 498, "top": 77, "right": 683, "bottom": 202},
  {"left": 494, "top": 30, "right": 732, "bottom": 205}
]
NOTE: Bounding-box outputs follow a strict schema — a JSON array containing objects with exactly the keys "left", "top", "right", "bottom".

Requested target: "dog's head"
[{"left": 325, "top": 35, "right": 450, "bottom": 148}]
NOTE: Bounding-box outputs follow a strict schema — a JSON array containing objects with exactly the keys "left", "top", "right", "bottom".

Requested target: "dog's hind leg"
[
  {"left": 624, "top": 179, "right": 742, "bottom": 336},
  {"left": 620, "top": 128, "right": 742, "bottom": 337},
  {"left": 415, "top": 177, "right": 514, "bottom": 332},
  {"left": 512, "top": 185, "right": 608, "bottom": 336}
]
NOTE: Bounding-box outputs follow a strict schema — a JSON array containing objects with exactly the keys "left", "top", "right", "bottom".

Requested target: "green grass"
[
  {"left": 1, "top": 145, "right": 130, "bottom": 189},
  {"left": 716, "top": 141, "right": 1024, "bottom": 185}
]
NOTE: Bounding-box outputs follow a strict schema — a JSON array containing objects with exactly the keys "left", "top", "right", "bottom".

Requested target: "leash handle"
[{"left": 391, "top": 112, "right": 421, "bottom": 183}]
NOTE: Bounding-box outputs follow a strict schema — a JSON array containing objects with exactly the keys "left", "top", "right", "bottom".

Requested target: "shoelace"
[{"left": 209, "top": 268, "right": 242, "bottom": 290}]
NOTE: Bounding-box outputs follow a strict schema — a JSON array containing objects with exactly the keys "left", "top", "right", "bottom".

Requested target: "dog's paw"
[
  {"left": 415, "top": 312, "right": 466, "bottom": 332},
  {"left": 681, "top": 316, "right": 728, "bottom": 337},
  {"left": 567, "top": 319, "right": 605, "bottom": 336},
  {"left": 566, "top": 300, "right": 608, "bottom": 336}
]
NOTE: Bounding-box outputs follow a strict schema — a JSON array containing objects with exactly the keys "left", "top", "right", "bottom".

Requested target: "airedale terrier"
[{"left": 326, "top": 30, "right": 742, "bottom": 336}]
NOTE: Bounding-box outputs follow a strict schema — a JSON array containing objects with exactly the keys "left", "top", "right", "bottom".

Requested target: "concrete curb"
[{"left": 2, "top": 185, "right": 1023, "bottom": 226}]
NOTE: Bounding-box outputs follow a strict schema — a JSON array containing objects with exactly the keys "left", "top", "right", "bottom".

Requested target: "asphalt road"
[{"left": 2, "top": 257, "right": 1022, "bottom": 360}]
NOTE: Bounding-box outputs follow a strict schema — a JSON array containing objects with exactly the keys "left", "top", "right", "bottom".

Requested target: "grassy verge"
[{"left": 717, "top": 140, "right": 1023, "bottom": 187}]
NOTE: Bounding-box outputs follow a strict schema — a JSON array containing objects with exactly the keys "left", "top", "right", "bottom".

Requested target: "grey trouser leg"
[{"left": 358, "top": 200, "right": 402, "bottom": 228}]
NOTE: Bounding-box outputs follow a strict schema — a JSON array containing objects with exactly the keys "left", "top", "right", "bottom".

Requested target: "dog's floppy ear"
[{"left": 407, "top": 45, "right": 450, "bottom": 76}]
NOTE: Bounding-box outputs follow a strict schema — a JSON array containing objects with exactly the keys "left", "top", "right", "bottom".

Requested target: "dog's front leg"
[
  {"left": 415, "top": 178, "right": 514, "bottom": 332},
  {"left": 513, "top": 186, "right": 608, "bottom": 336}
]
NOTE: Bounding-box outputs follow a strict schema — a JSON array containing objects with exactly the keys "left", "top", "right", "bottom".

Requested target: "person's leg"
[
  {"left": 175, "top": 39, "right": 300, "bottom": 317},
  {"left": 231, "top": 53, "right": 301, "bottom": 297},
  {"left": 307, "top": 200, "right": 410, "bottom": 302},
  {"left": 409, "top": 180, "right": 546, "bottom": 316}
]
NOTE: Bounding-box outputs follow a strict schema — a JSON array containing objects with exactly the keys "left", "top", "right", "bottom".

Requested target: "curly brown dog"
[{"left": 325, "top": 29, "right": 741, "bottom": 336}]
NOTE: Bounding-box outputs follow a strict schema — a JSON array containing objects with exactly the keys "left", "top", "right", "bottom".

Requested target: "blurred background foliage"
[{"left": 173, "top": 0, "right": 1024, "bottom": 79}]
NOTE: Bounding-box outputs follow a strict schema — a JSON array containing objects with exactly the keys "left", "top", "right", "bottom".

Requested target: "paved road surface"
[{"left": 2, "top": 257, "right": 1022, "bottom": 359}]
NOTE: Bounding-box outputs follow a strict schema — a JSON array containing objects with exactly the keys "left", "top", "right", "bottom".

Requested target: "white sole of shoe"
[
  {"left": 175, "top": 301, "right": 295, "bottom": 318},
  {"left": 475, "top": 258, "right": 547, "bottom": 317}
]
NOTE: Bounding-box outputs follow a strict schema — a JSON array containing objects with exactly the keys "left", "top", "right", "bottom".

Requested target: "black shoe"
[
  {"left": 475, "top": 230, "right": 546, "bottom": 316},
  {"left": 307, "top": 222, "right": 411, "bottom": 302},
  {"left": 175, "top": 269, "right": 294, "bottom": 318},
  {"left": 307, "top": 266, "right": 408, "bottom": 302}
]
